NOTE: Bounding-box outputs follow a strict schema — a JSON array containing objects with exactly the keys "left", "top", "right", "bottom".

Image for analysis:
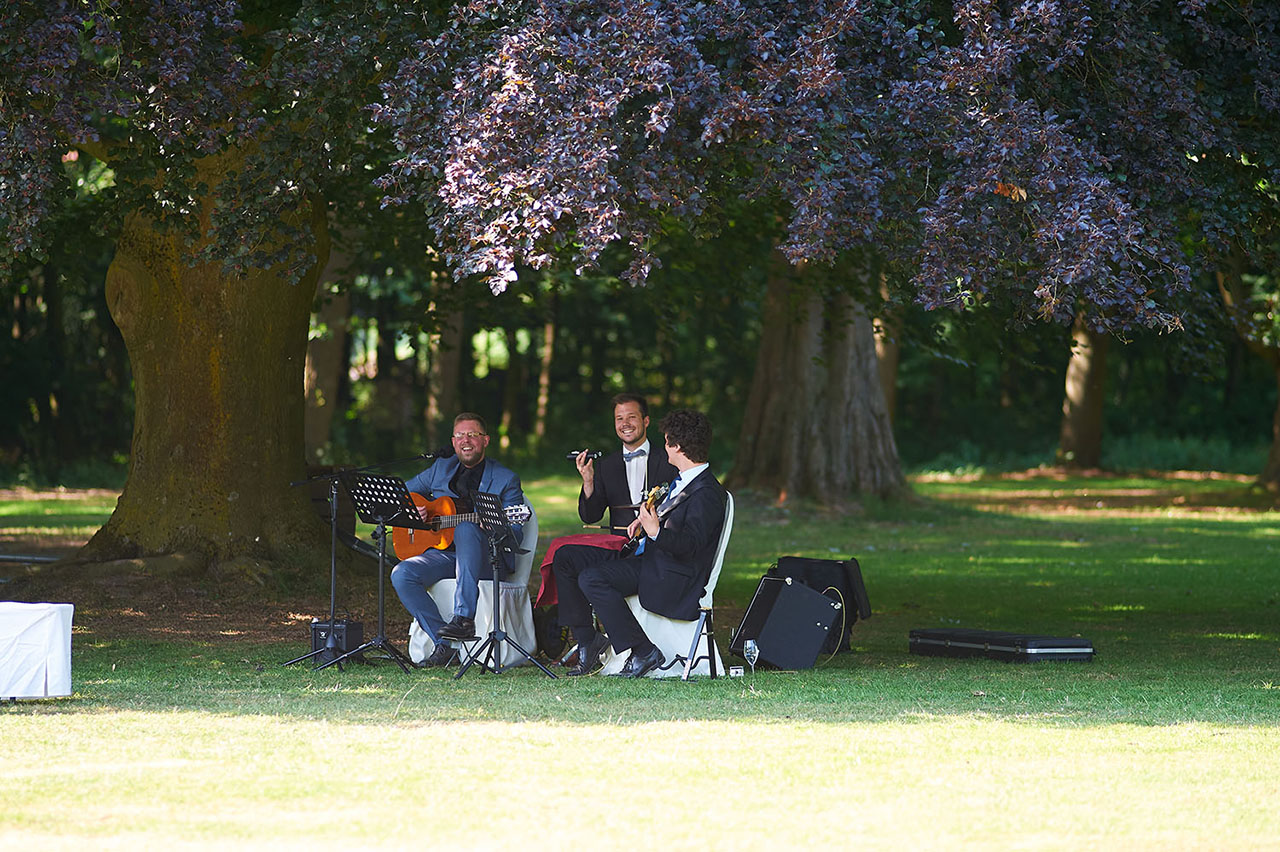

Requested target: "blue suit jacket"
[{"left": 404, "top": 456, "right": 526, "bottom": 543}]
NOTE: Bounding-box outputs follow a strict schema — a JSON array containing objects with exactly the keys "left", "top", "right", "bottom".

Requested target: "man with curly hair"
[{"left": 552, "top": 409, "right": 728, "bottom": 678}]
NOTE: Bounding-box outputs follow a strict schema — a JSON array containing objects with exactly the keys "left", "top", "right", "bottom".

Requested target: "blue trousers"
[{"left": 390, "top": 522, "right": 511, "bottom": 641}]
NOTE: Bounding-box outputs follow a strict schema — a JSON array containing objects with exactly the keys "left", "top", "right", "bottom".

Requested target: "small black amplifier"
[
  {"left": 730, "top": 576, "right": 840, "bottom": 670},
  {"left": 310, "top": 618, "right": 364, "bottom": 664}
]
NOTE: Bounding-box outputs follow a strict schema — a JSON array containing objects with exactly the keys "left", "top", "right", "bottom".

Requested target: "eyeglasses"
[{"left": 452, "top": 431, "right": 487, "bottom": 439}]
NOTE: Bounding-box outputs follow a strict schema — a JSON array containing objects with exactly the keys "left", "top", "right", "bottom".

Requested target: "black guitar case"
[{"left": 908, "top": 628, "right": 1095, "bottom": 662}]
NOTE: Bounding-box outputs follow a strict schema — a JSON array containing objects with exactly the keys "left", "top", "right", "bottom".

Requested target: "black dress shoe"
[
  {"left": 618, "top": 645, "right": 665, "bottom": 679},
  {"left": 566, "top": 632, "right": 610, "bottom": 677},
  {"left": 438, "top": 615, "right": 476, "bottom": 641},
  {"left": 420, "top": 642, "right": 457, "bottom": 668}
]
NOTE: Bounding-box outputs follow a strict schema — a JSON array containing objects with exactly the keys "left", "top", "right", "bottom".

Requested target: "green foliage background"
[{"left": 3, "top": 222, "right": 1274, "bottom": 487}]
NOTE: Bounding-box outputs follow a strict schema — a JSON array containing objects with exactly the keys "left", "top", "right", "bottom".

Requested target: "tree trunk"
[
  {"left": 424, "top": 298, "right": 464, "bottom": 447},
  {"left": 873, "top": 308, "right": 901, "bottom": 425},
  {"left": 728, "top": 255, "right": 906, "bottom": 503},
  {"left": 1218, "top": 263, "right": 1280, "bottom": 492},
  {"left": 1261, "top": 366, "right": 1280, "bottom": 492},
  {"left": 38, "top": 261, "right": 69, "bottom": 453},
  {"left": 531, "top": 296, "right": 557, "bottom": 449},
  {"left": 498, "top": 327, "right": 523, "bottom": 449},
  {"left": 368, "top": 297, "right": 416, "bottom": 450},
  {"left": 1057, "top": 314, "right": 1110, "bottom": 469},
  {"left": 303, "top": 240, "right": 352, "bottom": 463},
  {"left": 81, "top": 198, "right": 330, "bottom": 577}
]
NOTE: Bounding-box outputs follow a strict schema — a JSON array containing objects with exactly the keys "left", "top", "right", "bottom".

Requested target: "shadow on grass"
[
  {"left": 6, "top": 473, "right": 1277, "bottom": 728},
  {"left": 7, "top": 624, "right": 1273, "bottom": 730}
]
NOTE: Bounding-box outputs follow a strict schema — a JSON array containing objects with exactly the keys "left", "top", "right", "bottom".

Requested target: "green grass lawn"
[{"left": 3, "top": 473, "right": 1279, "bottom": 848}]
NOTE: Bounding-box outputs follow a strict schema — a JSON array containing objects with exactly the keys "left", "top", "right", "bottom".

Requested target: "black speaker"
[
  {"left": 769, "top": 556, "right": 871, "bottom": 653},
  {"left": 730, "top": 576, "right": 840, "bottom": 670},
  {"left": 310, "top": 618, "right": 364, "bottom": 664}
]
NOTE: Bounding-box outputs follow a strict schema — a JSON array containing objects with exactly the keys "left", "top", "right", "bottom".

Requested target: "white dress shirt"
[
  {"left": 623, "top": 439, "right": 651, "bottom": 505},
  {"left": 651, "top": 462, "right": 707, "bottom": 541}
]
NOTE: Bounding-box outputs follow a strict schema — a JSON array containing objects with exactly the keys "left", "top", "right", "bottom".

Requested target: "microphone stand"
[
  {"left": 282, "top": 450, "right": 443, "bottom": 670},
  {"left": 282, "top": 470, "right": 347, "bottom": 669}
]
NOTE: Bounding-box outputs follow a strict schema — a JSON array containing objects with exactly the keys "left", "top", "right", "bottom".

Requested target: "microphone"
[
  {"left": 424, "top": 445, "right": 455, "bottom": 459},
  {"left": 566, "top": 449, "right": 605, "bottom": 461}
]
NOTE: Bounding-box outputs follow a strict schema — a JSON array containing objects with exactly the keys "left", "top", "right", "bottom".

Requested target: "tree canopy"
[
  {"left": 372, "top": 0, "right": 1277, "bottom": 332},
  {"left": 2, "top": 1, "right": 1278, "bottom": 567},
  {"left": 5, "top": 1, "right": 1275, "bottom": 325}
]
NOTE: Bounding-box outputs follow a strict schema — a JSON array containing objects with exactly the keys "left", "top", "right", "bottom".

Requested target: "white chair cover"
[
  {"left": 600, "top": 492, "right": 734, "bottom": 678},
  {"left": 408, "top": 505, "right": 539, "bottom": 667},
  {"left": 0, "top": 602, "right": 74, "bottom": 699}
]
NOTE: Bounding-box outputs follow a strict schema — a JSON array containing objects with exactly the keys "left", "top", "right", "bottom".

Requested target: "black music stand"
[
  {"left": 316, "top": 472, "right": 426, "bottom": 673},
  {"left": 454, "top": 491, "right": 557, "bottom": 679}
]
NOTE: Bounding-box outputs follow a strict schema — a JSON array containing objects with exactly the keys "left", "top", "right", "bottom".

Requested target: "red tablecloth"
[{"left": 535, "top": 533, "right": 627, "bottom": 607}]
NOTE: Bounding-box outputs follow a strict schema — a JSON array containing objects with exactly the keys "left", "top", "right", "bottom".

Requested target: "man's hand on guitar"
[{"left": 637, "top": 499, "right": 660, "bottom": 539}]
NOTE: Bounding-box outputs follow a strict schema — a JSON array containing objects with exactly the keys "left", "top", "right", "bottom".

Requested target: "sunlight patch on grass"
[
  {"left": 1132, "top": 554, "right": 1211, "bottom": 566},
  {"left": 1201, "top": 632, "right": 1276, "bottom": 642},
  {"left": 6, "top": 711, "right": 1280, "bottom": 848},
  {"left": 0, "top": 524, "right": 104, "bottom": 536},
  {"left": 5, "top": 474, "right": 1280, "bottom": 846}
]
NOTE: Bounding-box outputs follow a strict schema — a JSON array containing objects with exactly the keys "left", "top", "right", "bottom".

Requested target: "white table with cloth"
[{"left": 0, "top": 601, "right": 74, "bottom": 699}]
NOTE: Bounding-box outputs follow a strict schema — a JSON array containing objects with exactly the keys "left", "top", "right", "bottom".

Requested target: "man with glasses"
[{"left": 390, "top": 412, "right": 526, "bottom": 667}]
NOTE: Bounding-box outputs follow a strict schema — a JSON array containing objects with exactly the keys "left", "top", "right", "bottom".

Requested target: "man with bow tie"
[
  {"left": 575, "top": 393, "right": 677, "bottom": 536},
  {"left": 554, "top": 409, "right": 727, "bottom": 678}
]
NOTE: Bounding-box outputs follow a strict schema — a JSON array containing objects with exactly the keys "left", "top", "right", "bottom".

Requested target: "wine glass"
[{"left": 743, "top": 638, "right": 759, "bottom": 675}]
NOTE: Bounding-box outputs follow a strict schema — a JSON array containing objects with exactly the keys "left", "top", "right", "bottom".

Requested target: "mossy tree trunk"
[
  {"left": 873, "top": 271, "right": 901, "bottom": 424},
  {"left": 80, "top": 184, "right": 332, "bottom": 578},
  {"left": 531, "top": 291, "right": 558, "bottom": 452},
  {"left": 424, "top": 295, "right": 464, "bottom": 448}
]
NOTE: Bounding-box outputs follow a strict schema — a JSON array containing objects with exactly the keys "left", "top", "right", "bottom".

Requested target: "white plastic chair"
[
  {"left": 600, "top": 492, "right": 734, "bottom": 679},
  {"left": 408, "top": 504, "right": 539, "bottom": 667}
]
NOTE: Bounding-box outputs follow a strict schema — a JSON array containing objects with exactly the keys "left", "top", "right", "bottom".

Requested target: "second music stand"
[
  {"left": 317, "top": 472, "right": 426, "bottom": 672},
  {"left": 454, "top": 491, "right": 557, "bottom": 679}
]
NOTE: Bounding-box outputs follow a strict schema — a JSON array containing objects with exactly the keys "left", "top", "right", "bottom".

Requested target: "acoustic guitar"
[
  {"left": 391, "top": 493, "right": 532, "bottom": 560},
  {"left": 618, "top": 481, "right": 671, "bottom": 558}
]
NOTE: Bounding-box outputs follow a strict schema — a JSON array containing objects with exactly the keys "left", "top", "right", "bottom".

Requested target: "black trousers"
[{"left": 551, "top": 544, "right": 652, "bottom": 655}]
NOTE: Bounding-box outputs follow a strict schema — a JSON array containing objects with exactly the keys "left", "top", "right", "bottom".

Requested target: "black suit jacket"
[
  {"left": 578, "top": 443, "right": 678, "bottom": 535},
  {"left": 635, "top": 468, "right": 728, "bottom": 621}
]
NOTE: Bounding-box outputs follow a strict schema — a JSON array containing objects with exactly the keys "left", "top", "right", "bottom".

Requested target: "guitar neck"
[
  {"left": 624, "top": 492, "right": 670, "bottom": 548},
  {"left": 436, "top": 512, "right": 481, "bottom": 530},
  {"left": 435, "top": 510, "right": 522, "bottom": 529}
]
